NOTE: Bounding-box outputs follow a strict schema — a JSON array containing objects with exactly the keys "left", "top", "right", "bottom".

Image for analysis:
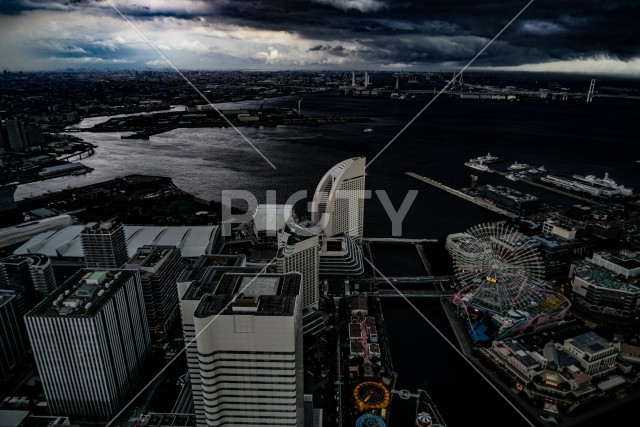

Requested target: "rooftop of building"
[
  {"left": 0, "top": 410, "right": 29, "bottom": 427},
  {"left": 253, "top": 204, "right": 294, "bottom": 235},
  {"left": 28, "top": 269, "right": 134, "bottom": 318},
  {"left": 593, "top": 251, "right": 640, "bottom": 271},
  {"left": 127, "top": 245, "right": 180, "bottom": 271},
  {"left": 0, "top": 253, "right": 50, "bottom": 267},
  {"left": 194, "top": 273, "right": 300, "bottom": 317},
  {"left": 81, "top": 221, "right": 122, "bottom": 235},
  {"left": 180, "top": 265, "right": 263, "bottom": 301},
  {"left": 0, "top": 291, "right": 17, "bottom": 307},
  {"left": 349, "top": 323, "right": 362, "bottom": 338},
  {"left": 277, "top": 225, "right": 319, "bottom": 258},
  {"left": 544, "top": 216, "right": 581, "bottom": 231},
  {"left": 350, "top": 295, "right": 368, "bottom": 312},
  {"left": 574, "top": 261, "right": 640, "bottom": 292},
  {"left": 193, "top": 254, "right": 245, "bottom": 269},
  {"left": 565, "top": 331, "right": 613, "bottom": 355},
  {"left": 531, "top": 234, "right": 575, "bottom": 249}
]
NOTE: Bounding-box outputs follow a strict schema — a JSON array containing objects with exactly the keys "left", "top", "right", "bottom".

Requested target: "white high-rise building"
[
  {"left": 191, "top": 272, "right": 304, "bottom": 427},
  {"left": 311, "top": 157, "right": 366, "bottom": 242},
  {"left": 177, "top": 255, "right": 256, "bottom": 427},
  {"left": 277, "top": 225, "right": 320, "bottom": 309},
  {"left": 25, "top": 269, "right": 150, "bottom": 419}
]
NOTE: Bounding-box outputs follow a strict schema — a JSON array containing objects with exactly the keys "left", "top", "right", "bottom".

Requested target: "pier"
[
  {"left": 364, "top": 237, "right": 438, "bottom": 244},
  {"left": 377, "top": 290, "right": 455, "bottom": 298},
  {"left": 519, "top": 177, "right": 597, "bottom": 203},
  {"left": 406, "top": 172, "right": 518, "bottom": 219}
]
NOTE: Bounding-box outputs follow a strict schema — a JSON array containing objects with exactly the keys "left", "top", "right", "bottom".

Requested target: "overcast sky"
[{"left": 1, "top": 0, "right": 639, "bottom": 75}]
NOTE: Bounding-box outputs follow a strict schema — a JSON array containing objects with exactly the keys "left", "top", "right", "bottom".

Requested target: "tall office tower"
[
  {"left": 311, "top": 157, "right": 366, "bottom": 242},
  {"left": 25, "top": 124, "right": 45, "bottom": 147},
  {"left": 5, "top": 119, "right": 26, "bottom": 151},
  {"left": 0, "top": 291, "right": 29, "bottom": 383},
  {"left": 126, "top": 245, "right": 182, "bottom": 337},
  {"left": 177, "top": 254, "right": 258, "bottom": 426},
  {"left": 192, "top": 272, "right": 304, "bottom": 427},
  {"left": 277, "top": 225, "right": 320, "bottom": 309},
  {"left": 80, "top": 221, "right": 129, "bottom": 269},
  {"left": 0, "top": 254, "right": 57, "bottom": 302},
  {"left": 25, "top": 269, "right": 150, "bottom": 419}
]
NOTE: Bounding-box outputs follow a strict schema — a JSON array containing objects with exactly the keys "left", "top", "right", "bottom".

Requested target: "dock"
[{"left": 406, "top": 172, "right": 518, "bottom": 219}]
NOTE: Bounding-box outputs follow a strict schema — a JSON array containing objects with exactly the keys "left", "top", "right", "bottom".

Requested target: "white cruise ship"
[
  {"left": 572, "top": 172, "right": 633, "bottom": 196},
  {"left": 464, "top": 161, "right": 490, "bottom": 172},
  {"left": 508, "top": 161, "right": 531, "bottom": 171}
]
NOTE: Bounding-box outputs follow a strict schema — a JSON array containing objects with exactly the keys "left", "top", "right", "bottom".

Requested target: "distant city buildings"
[
  {"left": 25, "top": 269, "right": 150, "bottom": 419},
  {"left": 126, "top": 245, "right": 183, "bottom": 337},
  {"left": 2, "top": 118, "right": 45, "bottom": 151},
  {"left": 190, "top": 272, "right": 304, "bottom": 426},
  {"left": 80, "top": 221, "right": 129, "bottom": 269}
]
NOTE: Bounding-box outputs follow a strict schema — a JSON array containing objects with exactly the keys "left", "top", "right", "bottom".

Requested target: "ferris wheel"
[{"left": 447, "top": 222, "right": 544, "bottom": 316}]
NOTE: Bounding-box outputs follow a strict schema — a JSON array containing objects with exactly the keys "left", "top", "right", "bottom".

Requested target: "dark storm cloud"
[{"left": 1, "top": 0, "right": 639, "bottom": 68}]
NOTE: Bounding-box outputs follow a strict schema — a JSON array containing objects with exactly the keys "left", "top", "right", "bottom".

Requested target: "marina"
[{"left": 461, "top": 154, "right": 635, "bottom": 203}]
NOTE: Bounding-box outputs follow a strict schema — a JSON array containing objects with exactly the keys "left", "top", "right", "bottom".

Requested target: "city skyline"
[{"left": 0, "top": 0, "right": 638, "bottom": 75}]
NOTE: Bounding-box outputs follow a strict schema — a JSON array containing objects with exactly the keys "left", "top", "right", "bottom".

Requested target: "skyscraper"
[
  {"left": 176, "top": 254, "right": 258, "bottom": 426},
  {"left": 126, "top": 245, "right": 182, "bottom": 337},
  {"left": 0, "top": 291, "right": 28, "bottom": 383},
  {"left": 311, "top": 157, "right": 366, "bottom": 242},
  {"left": 277, "top": 225, "right": 320, "bottom": 309},
  {"left": 25, "top": 123, "right": 45, "bottom": 147},
  {"left": 80, "top": 221, "right": 129, "bottom": 269},
  {"left": 191, "top": 272, "right": 304, "bottom": 427},
  {"left": 25, "top": 269, "right": 150, "bottom": 419},
  {"left": 5, "top": 119, "right": 26, "bottom": 151}
]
